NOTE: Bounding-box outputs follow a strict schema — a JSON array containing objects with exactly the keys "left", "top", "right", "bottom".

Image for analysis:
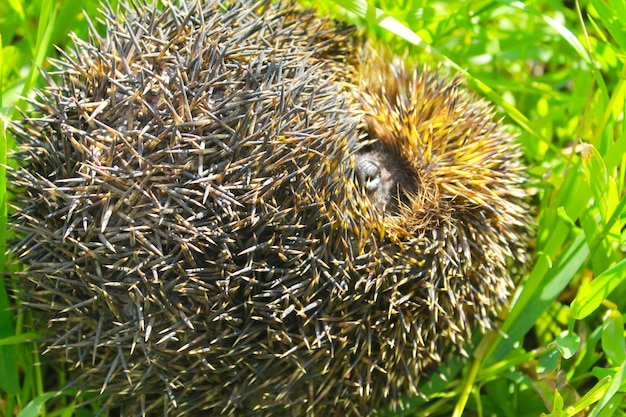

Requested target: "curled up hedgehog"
[{"left": 9, "top": 0, "right": 531, "bottom": 415}]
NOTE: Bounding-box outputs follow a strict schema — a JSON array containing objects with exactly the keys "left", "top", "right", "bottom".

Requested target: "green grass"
[{"left": 2, "top": 0, "right": 626, "bottom": 416}]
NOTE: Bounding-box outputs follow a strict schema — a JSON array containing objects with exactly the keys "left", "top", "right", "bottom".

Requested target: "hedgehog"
[{"left": 9, "top": 0, "right": 531, "bottom": 415}]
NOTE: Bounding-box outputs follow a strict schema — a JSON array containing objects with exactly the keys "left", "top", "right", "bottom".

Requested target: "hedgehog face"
[
  {"left": 359, "top": 60, "right": 528, "bottom": 238},
  {"left": 354, "top": 147, "right": 413, "bottom": 214}
]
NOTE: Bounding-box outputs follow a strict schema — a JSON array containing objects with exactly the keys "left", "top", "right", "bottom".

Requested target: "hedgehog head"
[{"left": 357, "top": 59, "right": 528, "bottom": 242}]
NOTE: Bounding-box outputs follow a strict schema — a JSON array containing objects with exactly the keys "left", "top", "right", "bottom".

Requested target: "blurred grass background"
[{"left": 2, "top": 0, "right": 626, "bottom": 416}]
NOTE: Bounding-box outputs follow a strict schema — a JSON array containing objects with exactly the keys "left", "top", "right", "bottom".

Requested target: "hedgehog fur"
[{"left": 9, "top": 0, "right": 531, "bottom": 415}]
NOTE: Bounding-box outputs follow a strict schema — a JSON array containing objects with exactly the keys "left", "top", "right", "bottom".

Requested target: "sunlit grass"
[{"left": 2, "top": 0, "right": 625, "bottom": 416}]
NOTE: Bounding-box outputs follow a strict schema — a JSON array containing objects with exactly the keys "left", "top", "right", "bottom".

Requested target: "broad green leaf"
[
  {"left": 0, "top": 332, "right": 40, "bottom": 346},
  {"left": 563, "top": 376, "right": 612, "bottom": 416},
  {"left": 589, "top": 361, "right": 626, "bottom": 417},
  {"left": 16, "top": 392, "right": 58, "bottom": 417},
  {"left": 594, "top": 395, "right": 624, "bottom": 417},
  {"left": 487, "top": 232, "right": 588, "bottom": 365},
  {"left": 0, "top": 104, "right": 18, "bottom": 396},
  {"left": 601, "top": 310, "right": 625, "bottom": 366},
  {"left": 552, "top": 389, "right": 564, "bottom": 415},
  {"left": 590, "top": 0, "right": 626, "bottom": 51},
  {"left": 553, "top": 331, "right": 581, "bottom": 360},
  {"left": 538, "top": 348, "right": 560, "bottom": 374},
  {"left": 580, "top": 209, "right": 613, "bottom": 274},
  {"left": 571, "top": 258, "right": 626, "bottom": 319},
  {"left": 581, "top": 144, "right": 608, "bottom": 220}
]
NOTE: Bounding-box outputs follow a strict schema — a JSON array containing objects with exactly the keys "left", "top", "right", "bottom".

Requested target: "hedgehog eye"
[
  {"left": 355, "top": 151, "right": 399, "bottom": 213},
  {"left": 356, "top": 158, "right": 382, "bottom": 192}
]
